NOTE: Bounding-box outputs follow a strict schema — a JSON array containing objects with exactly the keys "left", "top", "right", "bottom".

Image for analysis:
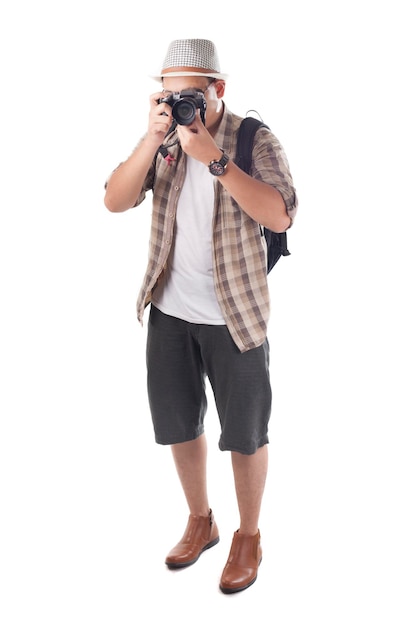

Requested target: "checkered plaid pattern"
[
  {"left": 162, "top": 39, "right": 221, "bottom": 72},
  {"left": 112, "top": 106, "right": 297, "bottom": 352}
]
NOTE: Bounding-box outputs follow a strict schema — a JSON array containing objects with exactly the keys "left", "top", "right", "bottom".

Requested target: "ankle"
[
  {"left": 236, "top": 527, "right": 259, "bottom": 537},
  {"left": 189, "top": 507, "right": 212, "bottom": 518}
]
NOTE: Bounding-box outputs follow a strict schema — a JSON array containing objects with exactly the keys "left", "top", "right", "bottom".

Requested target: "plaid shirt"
[{"left": 134, "top": 105, "right": 297, "bottom": 352}]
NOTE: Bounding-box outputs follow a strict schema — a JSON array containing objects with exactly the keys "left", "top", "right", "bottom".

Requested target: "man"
[{"left": 104, "top": 39, "right": 297, "bottom": 593}]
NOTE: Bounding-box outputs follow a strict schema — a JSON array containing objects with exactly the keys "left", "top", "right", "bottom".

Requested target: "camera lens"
[{"left": 172, "top": 98, "right": 197, "bottom": 126}]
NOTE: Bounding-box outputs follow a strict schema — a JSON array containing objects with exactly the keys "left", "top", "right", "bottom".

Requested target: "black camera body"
[{"left": 158, "top": 89, "right": 207, "bottom": 126}]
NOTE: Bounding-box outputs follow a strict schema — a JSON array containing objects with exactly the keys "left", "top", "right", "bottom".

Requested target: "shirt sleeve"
[{"left": 251, "top": 127, "right": 298, "bottom": 226}]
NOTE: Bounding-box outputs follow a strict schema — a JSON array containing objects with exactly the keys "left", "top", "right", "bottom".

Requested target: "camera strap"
[{"left": 157, "top": 122, "right": 178, "bottom": 165}]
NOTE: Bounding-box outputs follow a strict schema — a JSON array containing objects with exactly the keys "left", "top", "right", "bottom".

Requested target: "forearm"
[
  {"left": 104, "top": 135, "right": 159, "bottom": 213},
  {"left": 218, "top": 160, "right": 291, "bottom": 232},
  {"left": 177, "top": 122, "right": 291, "bottom": 232}
]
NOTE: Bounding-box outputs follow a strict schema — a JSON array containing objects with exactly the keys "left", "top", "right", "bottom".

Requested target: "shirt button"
[{"left": 174, "top": 186, "right": 180, "bottom": 191}]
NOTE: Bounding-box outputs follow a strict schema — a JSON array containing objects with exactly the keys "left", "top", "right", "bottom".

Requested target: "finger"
[{"left": 150, "top": 91, "right": 164, "bottom": 106}]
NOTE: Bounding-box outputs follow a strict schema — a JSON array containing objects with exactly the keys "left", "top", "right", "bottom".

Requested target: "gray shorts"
[{"left": 146, "top": 305, "right": 272, "bottom": 455}]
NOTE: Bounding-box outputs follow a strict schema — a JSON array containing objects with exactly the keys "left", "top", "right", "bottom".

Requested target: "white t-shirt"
[{"left": 151, "top": 156, "right": 225, "bottom": 324}]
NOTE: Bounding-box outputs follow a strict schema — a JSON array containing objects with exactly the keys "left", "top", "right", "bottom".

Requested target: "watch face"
[
  {"left": 209, "top": 152, "right": 229, "bottom": 176},
  {"left": 209, "top": 162, "right": 225, "bottom": 176}
]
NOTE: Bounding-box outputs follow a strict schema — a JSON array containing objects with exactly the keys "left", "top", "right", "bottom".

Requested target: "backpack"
[{"left": 235, "top": 116, "right": 290, "bottom": 273}]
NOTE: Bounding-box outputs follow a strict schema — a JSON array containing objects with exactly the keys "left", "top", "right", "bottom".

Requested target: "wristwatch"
[{"left": 208, "top": 150, "right": 229, "bottom": 176}]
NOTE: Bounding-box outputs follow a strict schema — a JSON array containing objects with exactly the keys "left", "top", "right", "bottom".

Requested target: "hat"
[{"left": 151, "top": 39, "right": 227, "bottom": 81}]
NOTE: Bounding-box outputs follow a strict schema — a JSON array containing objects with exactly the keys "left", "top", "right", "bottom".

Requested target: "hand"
[
  {"left": 176, "top": 114, "right": 222, "bottom": 165},
  {"left": 146, "top": 91, "right": 174, "bottom": 147}
]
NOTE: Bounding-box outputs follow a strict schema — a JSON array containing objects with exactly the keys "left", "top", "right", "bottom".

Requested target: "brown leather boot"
[
  {"left": 165, "top": 509, "right": 220, "bottom": 569},
  {"left": 219, "top": 530, "right": 262, "bottom": 593}
]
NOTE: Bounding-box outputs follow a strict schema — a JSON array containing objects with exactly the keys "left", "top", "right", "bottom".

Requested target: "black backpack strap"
[
  {"left": 235, "top": 117, "right": 268, "bottom": 174},
  {"left": 236, "top": 117, "right": 290, "bottom": 272}
]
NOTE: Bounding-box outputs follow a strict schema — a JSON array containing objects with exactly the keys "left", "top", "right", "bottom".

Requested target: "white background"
[{"left": 1, "top": 1, "right": 416, "bottom": 624}]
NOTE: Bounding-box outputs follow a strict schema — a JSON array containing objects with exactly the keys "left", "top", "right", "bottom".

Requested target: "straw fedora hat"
[{"left": 151, "top": 39, "right": 228, "bottom": 81}]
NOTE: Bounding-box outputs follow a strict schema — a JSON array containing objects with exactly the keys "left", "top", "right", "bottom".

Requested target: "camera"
[{"left": 158, "top": 88, "right": 207, "bottom": 126}]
